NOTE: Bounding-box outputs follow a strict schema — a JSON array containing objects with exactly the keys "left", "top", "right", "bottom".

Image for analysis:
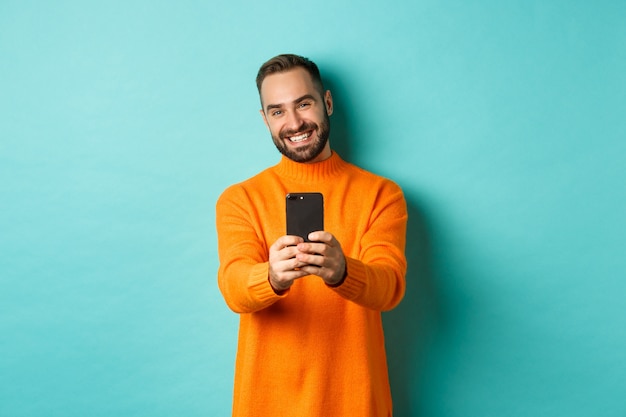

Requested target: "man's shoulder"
[{"left": 343, "top": 161, "right": 403, "bottom": 191}]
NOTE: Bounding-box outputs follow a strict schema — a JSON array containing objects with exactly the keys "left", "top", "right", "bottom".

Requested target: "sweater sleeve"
[
  {"left": 330, "top": 181, "right": 408, "bottom": 311},
  {"left": 216, "top": 186, "right": 286, "bottom": 313}
]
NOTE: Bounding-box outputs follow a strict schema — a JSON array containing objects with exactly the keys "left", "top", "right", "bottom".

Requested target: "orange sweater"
[{"left": 216, "top": 152, "right": 407, "bottom": 417}]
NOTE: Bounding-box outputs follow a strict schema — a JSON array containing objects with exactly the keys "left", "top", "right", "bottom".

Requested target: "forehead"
[{"left": 260, "top": 68, "right": 319, "bottom": 106}]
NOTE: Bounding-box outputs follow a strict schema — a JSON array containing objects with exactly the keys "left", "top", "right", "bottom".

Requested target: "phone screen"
[{"left": 286, "top": 193, "right": 324, "bottom": 242}]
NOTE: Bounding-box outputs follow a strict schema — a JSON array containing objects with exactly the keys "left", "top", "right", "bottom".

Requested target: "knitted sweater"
[{"left": 216, "top": 152, "right": 407, "bottom": 417}]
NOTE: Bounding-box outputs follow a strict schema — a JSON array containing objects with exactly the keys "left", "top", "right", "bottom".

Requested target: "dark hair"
[{"left": 256, "top": 54, "right": 325, "bottom": 95}]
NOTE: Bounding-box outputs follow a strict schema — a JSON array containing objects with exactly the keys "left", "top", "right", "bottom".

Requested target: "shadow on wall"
[
  {"left": 323, "top": 73, "right": 352, "bottom": 160},
  {"left": 325, "top": 69, "right": 444, "bottom": 415},
  {"left": 384, "top": 195, "right": 444, "bottom": 416}
]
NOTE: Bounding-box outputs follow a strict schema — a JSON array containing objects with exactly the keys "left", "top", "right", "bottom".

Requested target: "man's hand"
[
  {"left": 295, "top": 231, "right": 346, "bottom": 286},
  {"left": 268, "top": 235, "right": 310, "bottom": 292}
]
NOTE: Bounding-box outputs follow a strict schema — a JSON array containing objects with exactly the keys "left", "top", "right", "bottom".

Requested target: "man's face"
[{"left": 260, "top": 68, "right": 333, "bottom": 163}]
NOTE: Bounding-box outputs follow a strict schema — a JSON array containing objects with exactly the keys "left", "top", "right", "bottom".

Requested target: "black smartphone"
[{"left": 286, "top": 193, "right": 324, "bottom": 242}]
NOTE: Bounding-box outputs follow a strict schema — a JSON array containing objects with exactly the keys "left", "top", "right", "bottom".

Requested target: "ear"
[
  {"left": 324, "top": 90, "right": 334, "bottom": 116},
  {"left": 260, "top": 109, "right": 270, "bottom": 129}
]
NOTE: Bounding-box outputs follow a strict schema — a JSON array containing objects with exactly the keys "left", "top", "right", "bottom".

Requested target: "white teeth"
[{"left": 289, "top": 133, "right": 310, "bottom": 142}]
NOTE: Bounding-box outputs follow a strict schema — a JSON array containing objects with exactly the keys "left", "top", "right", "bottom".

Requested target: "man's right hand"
[{"left": 268, "top": 235, "right": 309, "bottom": 293}]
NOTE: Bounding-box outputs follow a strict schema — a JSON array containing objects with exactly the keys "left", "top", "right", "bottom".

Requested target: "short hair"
[{"left": 256, "top": 54, "right": 325, "bottom": 96}]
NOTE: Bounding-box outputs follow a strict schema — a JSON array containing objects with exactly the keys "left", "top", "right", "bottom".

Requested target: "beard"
[{"left": 270, "top": 115, "right": 331, "bottom": 163}]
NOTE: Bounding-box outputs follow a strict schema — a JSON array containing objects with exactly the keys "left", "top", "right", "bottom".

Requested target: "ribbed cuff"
[
  {"left": 248, "top": 262, "right": 288, "bottom": 303},
  {"left": 329, "top": 257, "right": 366, "bottom": 300}
]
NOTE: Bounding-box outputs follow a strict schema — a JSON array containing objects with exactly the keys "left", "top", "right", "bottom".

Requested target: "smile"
[{"left": 288, "top": 132, "right": 312, "bottom": 143}]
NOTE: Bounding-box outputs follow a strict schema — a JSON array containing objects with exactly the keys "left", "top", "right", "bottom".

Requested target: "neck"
[{"left": 275, "top": 151, "right": 345, "bottom": 183}]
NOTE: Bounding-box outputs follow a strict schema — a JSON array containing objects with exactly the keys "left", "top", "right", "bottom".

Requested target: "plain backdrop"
[{"left": 1, "top": 1, "right": 625, "bottom": 416}]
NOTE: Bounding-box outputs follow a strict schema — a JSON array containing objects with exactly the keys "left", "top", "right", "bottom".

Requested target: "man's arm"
[
  {"left": 327, "top": 182, "right": 408, "bottom": 311},
  {"left": 216, "top": 186, "right": 283, "bottom": 314}
]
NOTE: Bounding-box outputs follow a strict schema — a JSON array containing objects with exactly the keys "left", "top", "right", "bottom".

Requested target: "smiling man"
[
  {"left": 216, "top": 54, "right": 408, "bottom": 417},
  {"left": 260, "top": 63, "right": 333, "bottom": 164}
]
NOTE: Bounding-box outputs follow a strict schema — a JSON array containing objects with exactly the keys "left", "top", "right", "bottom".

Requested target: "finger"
[
  {"left": 299, "top": 264, "right": 328, "bottom": 279},
  {"left": 270, "top": 238, "right": 305, "bottom": 264},
  {"left": 275, "top": 268, "right": 310, "bottom": 281},
  {"left": 298, "top": 263, "right": 320, "bottom": 274},
  {"left": 269, "top": 258, "right": 311, "bottom": 290},
  {"left": 296, "top": 242, "right": 326, "bottom": 255},
  {"left": 270, "top": 235, "right": 305, "bottom": 252},
  {"left": 272, "top": 254, "right": 308, "bottom": 276},
  {"left": 307, "top": 231, "right": 333, "bottom": 243},
  {"left": 295, "top": 252, "right": 324, "bottom": 267}
]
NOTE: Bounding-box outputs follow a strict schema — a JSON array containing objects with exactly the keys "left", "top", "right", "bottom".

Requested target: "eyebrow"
[{"left": 265, "top": 94, "right": 317, "bottom": 113}]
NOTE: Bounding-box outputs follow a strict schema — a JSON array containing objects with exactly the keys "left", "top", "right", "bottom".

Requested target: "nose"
[{"left": 285, "top": 110, "right": 304, "bottom": 131}]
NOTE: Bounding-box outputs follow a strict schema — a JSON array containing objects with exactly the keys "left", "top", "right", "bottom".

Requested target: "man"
[{"left": 216, "top": 54, "right": 407, "bottom": 417}]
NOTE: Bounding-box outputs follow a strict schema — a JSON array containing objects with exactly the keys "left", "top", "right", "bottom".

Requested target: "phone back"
[{"left": 286, "top": 193, "right": 324, "bottom": 242}]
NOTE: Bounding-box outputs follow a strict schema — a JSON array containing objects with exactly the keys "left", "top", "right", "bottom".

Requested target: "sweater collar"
[{"left": 273, "top": 151, "right": 346, "bottom": 183}]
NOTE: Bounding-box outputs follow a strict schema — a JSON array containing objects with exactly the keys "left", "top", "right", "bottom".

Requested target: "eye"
[
  {"left": 298, "top": 102, "right": 311, "bottom": 109},
  {"left": 271, "top": 110, "right": 283, "bottom": 117}
]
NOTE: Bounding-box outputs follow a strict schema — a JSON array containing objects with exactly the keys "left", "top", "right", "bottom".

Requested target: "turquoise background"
[{"left": 1, "top": 1, "right": 624, "bottom": 416}]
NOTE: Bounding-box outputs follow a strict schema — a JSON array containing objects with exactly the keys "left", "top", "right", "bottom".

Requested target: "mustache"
[{"left": 279, "top": 122, "right": 318, "bottom": 140}]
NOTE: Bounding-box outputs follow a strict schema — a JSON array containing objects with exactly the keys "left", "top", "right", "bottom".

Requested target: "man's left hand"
[{"left": 295, "top": 231, "right": 346, "bottom": 286}]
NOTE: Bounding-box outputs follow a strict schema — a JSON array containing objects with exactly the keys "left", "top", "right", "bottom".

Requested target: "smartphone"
[{"left": 286, "top": 193, "right": 324, "bottom": 242}]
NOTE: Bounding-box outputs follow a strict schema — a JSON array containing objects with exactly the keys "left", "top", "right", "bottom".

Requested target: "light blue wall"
[{"left": 1, "top": 1, "right": 624, "bottom": 416}]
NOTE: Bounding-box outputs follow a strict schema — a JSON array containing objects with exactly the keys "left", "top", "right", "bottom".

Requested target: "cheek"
[
  {"left": 270, "top": 122, "right": 281, "bottom": 133},
  {"left": 268, "top": 122, "right": 284, "bottom": 137}
]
